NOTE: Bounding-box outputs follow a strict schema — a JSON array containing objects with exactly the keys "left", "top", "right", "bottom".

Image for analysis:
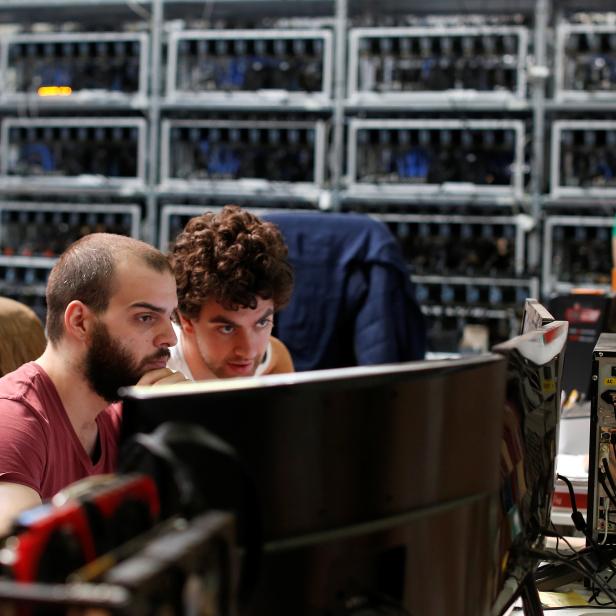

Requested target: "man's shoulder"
[
  {"left": 267, "top": 336, "right": 294, "bottom": 374},
  {"left": 0, "top": 363, "right": 61, "bottom": 423},
  {"left": 0, "top": 362, "right": 46, "bottom": 405},
  {"left": 269, "top": 336, "right": 286, "bottom": 354}
]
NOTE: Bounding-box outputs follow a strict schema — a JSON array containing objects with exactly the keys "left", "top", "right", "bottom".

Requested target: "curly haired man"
[{"left": 168, "top": 205, "right": 295, "bottom": 379}]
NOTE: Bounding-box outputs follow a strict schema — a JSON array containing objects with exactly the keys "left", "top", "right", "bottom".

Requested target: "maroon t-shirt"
[{"left": 0, "top": 362, "right": 122, "bottom": 499}]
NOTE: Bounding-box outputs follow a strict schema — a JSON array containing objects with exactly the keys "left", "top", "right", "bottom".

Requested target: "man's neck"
[{"left": 36, "top": 346, "right": 109, "bottom": 456}]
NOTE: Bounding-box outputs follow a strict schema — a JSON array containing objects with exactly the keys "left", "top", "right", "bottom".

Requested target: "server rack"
[
  {"left": 160, "top": 118, "right": 326, "bottom": 200},
  {"left": 166, "top": 29, "right": 333, "bottom": 107},
  {"left": 0, "top": 201, "right": 141, "bottom": 318},
  {"left": 0, "top": 0, "right": 609, "bottom": 349},
  {"left": 550, "top": 120, "right": 616, "bottom": 199},
  {"left": 542, "top": 215, "right": 615, "bottom": 297},
  {"left": 1, "top": 117, "right": 147, "bottom": 190},
  {"left": 1, "top": 31, "right": 149, "bottom": 105},
  {"left": 348, "top": 26, "right": 529, "bottom": 104},
  {"left": 347, "top": 118, "right": 525, "bottom": 200},
  {"left": 554, "top": 22, "right": 616, "bottom": 102}
]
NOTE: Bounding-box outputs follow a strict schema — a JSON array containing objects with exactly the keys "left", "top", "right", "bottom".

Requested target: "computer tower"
[{"left": 588, "top": 333, "right": 616, "bottom": 543}]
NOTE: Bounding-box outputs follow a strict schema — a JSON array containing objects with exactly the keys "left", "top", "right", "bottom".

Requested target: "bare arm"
[
  {"left": 0, "top": 482, "right": 41, "bottom": 536},
  {"left": 267, "top": 337, "right": 295, "bottom": 375}
]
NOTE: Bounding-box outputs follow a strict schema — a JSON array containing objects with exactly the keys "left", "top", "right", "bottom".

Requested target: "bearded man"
[{"left": 0, "top": 233, "right": 186, "bottom": 533}]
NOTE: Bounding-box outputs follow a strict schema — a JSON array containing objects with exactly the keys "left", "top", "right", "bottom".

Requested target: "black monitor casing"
[{"left": 121, "top": 356, "right": 507, "bottom": 615}]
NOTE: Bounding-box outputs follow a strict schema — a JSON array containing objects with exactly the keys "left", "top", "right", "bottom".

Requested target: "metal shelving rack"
[
  {"left": 541, "top": 1, "right": 616, "bottom": 319},
  {"left": 0, "top": 0, "right": 157, "bottom": 232},
  {"left": 338, "top": 0, "right": 544, "bottom": 350},
  {"left": 0, "top": 0, "right": 611, "bottom": 350},
  {"left": 154, "top": 0, "right": 337, "bottom": 212},
  {"left": 0, "top": 0, "right": 156, "bottom": 315}
]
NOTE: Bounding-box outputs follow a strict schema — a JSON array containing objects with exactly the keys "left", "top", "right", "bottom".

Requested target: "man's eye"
[
  {"left": 138, "top": 314, "right": 154, "bottom": 323},
  {"left": 219, "top": 325, "right": 235, "bottom": 334},
  {"left": 257, "top": 319, "right": 273, "bottom": 329}
]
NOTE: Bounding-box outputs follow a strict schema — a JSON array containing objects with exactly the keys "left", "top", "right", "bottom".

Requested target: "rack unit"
[
  {"left": 369, "top": 209, "right": 536, "bottom": 350},
  {"left": 348, "top": 25, "right": 529, "bottom": 105},
  {"left": 370, "top": 212, "right": 529, "bottom": 276},
  {"left": 542, "top": 214, "right": 614, "bottom": 296},
  {"left": 1, "top": 31, "right": 149, "bottom": 105},
  {"left": 554, "top": 22, "right": 616, "bottom": 101},
  {"left": 0, "top": 117, "right": 147, "bottom": 190},
  {"left": 550, "top": 120, "right": 616, "bottom": 198},
  {"left": 347, "top": 119, "right": 525, "bottom": 200},
  {"left": 158, "top": 203, "right": 309, "bottom": 249},
  {"left": 160, "top": 119, "right": 326, "bottom": 198},
  {"left": 0, "top": 201, "right": 141, "bottom": 318},
  {"left": 414, "top": 275, "right": 538, "bottom": 307},
  {"left": 418, "top": 277, "right": 536, "bottom": 354},
  {"left": 166, "top": 29, "right": 333, "bottom": 108},
  {"left": 0, "top": 201, "right": 141, "bottom": 256},
  {"left": 0, "top": 255, "right": 54, "bottom": 289}
]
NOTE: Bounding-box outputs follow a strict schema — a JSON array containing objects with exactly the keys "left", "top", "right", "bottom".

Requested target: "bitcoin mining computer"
[{"left": 588, "top": 333, "right": 616, "bottom": 543}]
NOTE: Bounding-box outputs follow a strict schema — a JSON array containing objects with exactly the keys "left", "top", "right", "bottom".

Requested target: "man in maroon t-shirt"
[{"left": 0, "top": 233, "right": 187, "bottom": 534}]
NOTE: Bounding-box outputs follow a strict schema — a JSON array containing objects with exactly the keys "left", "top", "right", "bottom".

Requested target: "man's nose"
[
  {"left": 233, "top": 329, "right": 258, "bottom": 357},
  {"left": 156, "top": 319, "right": 178, "bottom": 348}
]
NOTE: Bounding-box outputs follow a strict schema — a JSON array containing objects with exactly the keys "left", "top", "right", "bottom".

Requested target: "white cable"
[{"left": 602, "top": 498, "right": 610, "bottom": 545}]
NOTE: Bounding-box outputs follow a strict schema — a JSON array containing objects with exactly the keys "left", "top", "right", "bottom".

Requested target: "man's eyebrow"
[
  {"left": 258, "top": 308, "right": 275, "bottom": 320},
  {"left": 209, "top": 315, "right": 239, "bottom": 326},
  {"left": 129, "top": 302, "right": 172, "bottom": 314},
  {"left": 209, "top": 308, "right": 274, "bottom": 325}
]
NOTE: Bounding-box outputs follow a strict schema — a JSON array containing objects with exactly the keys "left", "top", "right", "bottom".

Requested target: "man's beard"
[{"left": 84, "top": 320, "right": 170, "bottom": 403}]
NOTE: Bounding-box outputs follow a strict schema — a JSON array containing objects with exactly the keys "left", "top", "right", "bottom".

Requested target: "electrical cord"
[
  {"left": 539, "top": 486, "right": 616, "bottom": 605},
  {"left": 601, "top": 498, "right": 611, "bottom": 546},
  {"left": 528, "top": 547, "right": 616, "bottom": 604},
  {"left": 556, "top": 473, "right": 597, "bottom": 547},
  {"left": 547, "top": 522, "right": 578, "bottom": 556},
  {"left": 539, "top": 526, "right": 608, "bottom": 573},
  {"left": 598, "top": 471, "right": 616, "bottom": 510},
  {"left": 590, "top": 569, "right": 616, "bottom": 606}
]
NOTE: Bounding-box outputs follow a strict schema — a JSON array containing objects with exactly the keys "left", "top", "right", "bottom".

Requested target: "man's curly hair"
[{"left": 170, "top": 205, "right": 294, "bottom": 320}]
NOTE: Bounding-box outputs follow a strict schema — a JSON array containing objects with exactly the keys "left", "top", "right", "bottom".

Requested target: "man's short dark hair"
[
  {"left": 46, "top": 233, "right": 172, "bottom": 344},
  {"left": 170, "top": 205, "right": 294, "bottom": 320}
]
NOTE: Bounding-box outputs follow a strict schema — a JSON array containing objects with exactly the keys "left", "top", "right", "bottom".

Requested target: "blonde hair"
[{"left": 0, "top": 297, "right": 46, "bottom": 377}]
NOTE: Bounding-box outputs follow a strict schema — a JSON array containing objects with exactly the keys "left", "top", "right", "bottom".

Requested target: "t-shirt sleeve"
[{"left": 0, "top": 398, "right": 46, "bottom": 494}]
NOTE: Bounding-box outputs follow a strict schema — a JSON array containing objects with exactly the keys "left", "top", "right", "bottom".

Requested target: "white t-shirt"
[{"left": 167, "top": 321, "right": 272, "bottom": 380}]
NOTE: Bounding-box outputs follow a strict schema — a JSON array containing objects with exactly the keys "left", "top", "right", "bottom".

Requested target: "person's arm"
[
  {"left": 267, "top": 337, "right": 294, "bottom": 374},
  {"left": 0, "top": 482, "right": 41, "bottom": 536}
]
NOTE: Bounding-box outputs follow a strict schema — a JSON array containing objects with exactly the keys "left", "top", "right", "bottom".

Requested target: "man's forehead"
[
  {"left": 202, "top": 297, "right": 274, "bottom": 319},
  {"left": 109, "top": 260, "right": 176, "bottom": 306}
]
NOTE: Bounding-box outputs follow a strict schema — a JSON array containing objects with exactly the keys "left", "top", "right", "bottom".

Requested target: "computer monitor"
[
  {"left": 120, "top": 355, "right": 507, "bottom": 616},
  {"left": 491, "top": 319, "right": 568, "bottom": 614}
]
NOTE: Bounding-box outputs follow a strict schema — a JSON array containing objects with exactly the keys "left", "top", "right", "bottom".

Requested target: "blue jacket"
[{"left": 265, "top": 211, "right": 426, "bottom": 371}]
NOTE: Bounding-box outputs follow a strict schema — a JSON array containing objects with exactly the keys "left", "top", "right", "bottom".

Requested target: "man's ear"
[
  {"left": 64, "top": 300, "right": 95, "bottom": 342},
  {"left": 178, "top": 312, "right": 195, "bottom": 334}
]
